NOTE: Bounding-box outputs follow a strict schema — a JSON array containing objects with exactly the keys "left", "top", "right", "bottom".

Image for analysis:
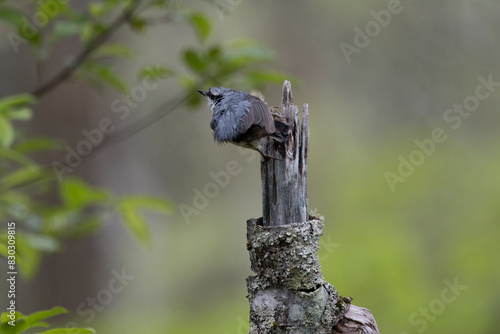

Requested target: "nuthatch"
[{"left": 198, "top": 87, "right": 290, "bottom": 159}]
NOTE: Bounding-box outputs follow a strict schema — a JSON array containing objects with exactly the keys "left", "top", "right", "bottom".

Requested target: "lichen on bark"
[{"left": 246, "top": 217, "right": 348, "bottom": 334}]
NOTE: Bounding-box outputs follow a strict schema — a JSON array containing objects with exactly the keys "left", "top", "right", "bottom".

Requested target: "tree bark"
[
  {"left": 332, "top": 305, "right": 380, "bottom": 334},
  {"left": 261, "top": 81, "right": 308, "bottom": 227},
  {"left": 246, "top": 81, "right": 379, "bottom": 334}
]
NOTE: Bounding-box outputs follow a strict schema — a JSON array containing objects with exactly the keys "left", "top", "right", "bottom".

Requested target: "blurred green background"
[{"left": 1, "top": 0, "right": 500, "bottom": 333}]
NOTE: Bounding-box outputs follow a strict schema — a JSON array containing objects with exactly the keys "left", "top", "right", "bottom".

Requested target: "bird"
[{"left": 197, "top": 87, "right": 290, "bottom": 159}]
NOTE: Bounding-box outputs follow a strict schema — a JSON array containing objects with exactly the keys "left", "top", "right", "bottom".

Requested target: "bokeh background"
[{"left": 1, "top": 0, "right": 500, "bottom": 333}]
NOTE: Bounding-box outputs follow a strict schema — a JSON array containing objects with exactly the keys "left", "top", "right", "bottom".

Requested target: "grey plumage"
[{"left": 198, "top": 87, "right": 290, "bottom": 158}]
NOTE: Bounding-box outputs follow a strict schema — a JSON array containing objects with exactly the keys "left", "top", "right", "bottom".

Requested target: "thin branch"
[
  {"left": 31, "top": 2, "right": 142, "bottom": 98},
  {"left": 97, "top": 94, "right": 188, "bottom": 150},
  {"left": 95, "top": 75, "right": 211, "bottom": 150},
  {"left": 7, "top": 93, "right": 189, "bottom": 193},
  {"left": 143, "top": 15, "right": 175, "bottom": 26}
]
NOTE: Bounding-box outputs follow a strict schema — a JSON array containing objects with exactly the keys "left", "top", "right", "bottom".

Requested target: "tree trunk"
[{"left": 245, "top": 81, "right": 379, "bottom": 334}]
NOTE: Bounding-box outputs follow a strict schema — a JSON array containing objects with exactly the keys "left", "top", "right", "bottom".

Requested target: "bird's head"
[{"left": 197, "top": 87, "right": 233, "bottom": 108}]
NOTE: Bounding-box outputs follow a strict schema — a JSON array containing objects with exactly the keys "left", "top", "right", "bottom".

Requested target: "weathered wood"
[
  {"left": 332, "top": 305, "right": 380, "bottom": 334},
  {"left": 261, "top": 80, "right": 308, "bottom": 227},
  {"left": 248, "top": 81, "right": 379, "bottom": 334}
]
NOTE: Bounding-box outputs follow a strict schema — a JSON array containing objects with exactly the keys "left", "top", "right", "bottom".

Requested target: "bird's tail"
[{"left": 271, "top": 120, "right": 291, "bottom": 142}]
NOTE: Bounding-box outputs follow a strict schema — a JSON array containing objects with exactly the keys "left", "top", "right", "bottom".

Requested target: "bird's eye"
[{"left": 208, "top": 90, "right": 223, "bottom": 103}]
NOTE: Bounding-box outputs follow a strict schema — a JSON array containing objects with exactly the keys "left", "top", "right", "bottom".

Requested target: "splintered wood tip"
[{"left": 282, "top": 80, "right": 293, "bottom": 106}]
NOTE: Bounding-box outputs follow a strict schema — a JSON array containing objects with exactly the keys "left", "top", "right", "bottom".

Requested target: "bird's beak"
[{"left": 197, "top": 89, "right": 208, "bottom": 96}]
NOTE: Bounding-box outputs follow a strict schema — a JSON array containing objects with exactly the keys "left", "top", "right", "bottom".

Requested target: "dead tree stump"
[{"left": 245, "top": 81, "right": 379, "bottom": 334}]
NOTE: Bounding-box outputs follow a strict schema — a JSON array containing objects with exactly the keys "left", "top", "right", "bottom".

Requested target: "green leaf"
[
  {"left": 0, "top": 94, "right": 36, "bottom": 114},
  {"left": 0, "top": 314, "right": 27, "bottom": 334},
  {"left": 178, "top": 74, "right": 195, "bottom": 89},
  {"left": 14, "top": 137, "right": 63, "bottom": 153},
  {"left": 0, "top": 311, "right": 25, "bottom": 324},
  {"left": 183, "top": 49, "right": 206, "bottom": 73},
  {"left": 15, "top": 233, "right": 41, "bottom": 279},
  {"left": 23, "top": 234, "right": 60, "bottom": 252},
  {"left": 119, "top": 195, "right": 173, "bottom": 214},
  {"left": 247, "top": 70, "right": 291, "bottom": 85},
  {"left": 0, "top": 190, "right": 33, "bottom": 216},
  {"left": 0, "top": 7, "right": 25, "bottom": 30},
  {"left": 116, "top": 196, "right": 170, "bottom": 245},
  {"left": 88, "top": 2, "right": 114, "bottom": 17},
  {"left": 51, "top": 21, "right": 83, "bottom": 42},
  {"left": 0, "top": 146, "right": 38, "bottom": 167},
  {"left": 0, "top": 166, "right": 50, "bottom": 190},
  {"left": 65, "top": 217, "right": 101, "bottom": 238},
  {"left": 37, "top": 0, "right": 71, "bottom": 20},
  {"left": 42, "top": 209, "right": 76, "bottom": 236},
  {"left": 95, "top": 43, "right": 134, "bottom": 58},
  {"left": 36, "top": 0, "right": 66, "bottom": 24},
  {"left": 224, "top": 45, "right": 274, "bottom": 65},
  {"left": 25, "top": 307, "right": 68, "bottom": 326},
  {"left": 29, "top": 321, "right": 50, "bottom": 329},
  {"left": 0, "top": 116, "right": 14, "bottom": 148},
  {"left": 94, "top": 68, "right": 129, "bottom": 94},
  {"left": 79, "top": 22, "right": 95, "bottom": 43},
  {"left": 6, "top": 107, "right": 32, "bottom": 120},
  {"left": 207, "top": 46, "right": 222, "bottom": 61},
  {"left": 188, "top": 12, "right": 212, "bottom": 42},
  {"left": 129, "top": 17, "right": 147, "bottom": 32},
  {"left": 84, "top": 63, "right": 129, "bottom": 93},
  {"left": 40, "top": 328, "right": 96, "bottom": 334},
  {"left": 119, "top": 206, "right": 151, "bottom": 246},
  {"left": 59, "top": 177, "right": 110, "bottom": 210},
  {"left": 88, "top": 3, "right": 104, "bottom": 17},
  {"left": 0, "top": 320, "right": 27, "bottom": 334},
  {"left": 186, "top": 92, "right": 202, "bottom": 108},
  {"left": 78, "top": 21, "right": 107, "bottom": 44},
  {"left": 0, "top": 7, "right": 40, "bottom": 44},
  {"left": 138, "top": 65, "right": 173, "bottom": 80}
]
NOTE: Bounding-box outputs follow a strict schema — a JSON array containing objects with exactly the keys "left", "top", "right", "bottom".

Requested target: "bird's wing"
[{"left": 239, "top": 96, "right": 276, "bottom": 134}]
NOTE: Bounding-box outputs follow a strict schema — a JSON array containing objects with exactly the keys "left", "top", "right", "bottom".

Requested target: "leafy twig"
[{"left": 31, "top": 2, "right": 141, "bottom": 98}]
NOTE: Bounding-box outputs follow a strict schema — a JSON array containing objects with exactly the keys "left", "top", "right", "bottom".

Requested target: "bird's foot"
[
  {"left": 270, "top": 106, "right": 282, "bottom": 117},
  {"left": 258, "top": 149, "right": 284, "bottom": 162}
]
